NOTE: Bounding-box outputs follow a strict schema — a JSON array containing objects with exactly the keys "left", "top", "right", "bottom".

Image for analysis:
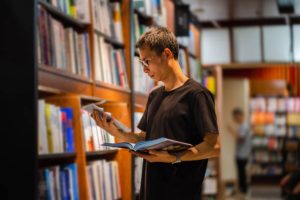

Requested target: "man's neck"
[{"left": 162, "top": 62, "right": 189, "bottom": 91}]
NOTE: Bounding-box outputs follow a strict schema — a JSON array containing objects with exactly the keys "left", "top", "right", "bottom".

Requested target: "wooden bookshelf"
[
  {"left": 134, "top": 9, "right": 153, "bottom": 26},
  {"left": 86, "top": 149, "right": 118, "bottom": 161},
  {"left": 38, "top": 0, "right": 90, "bottom": 29},
  {"left": 39, "top": 65, "right": 94, "bottom": 96},
  {"left": 39, "top": 153, "right": 76, "bottom": 167},
  {"left": 94, "top": 29, "right": 126, "bottom": 49}
]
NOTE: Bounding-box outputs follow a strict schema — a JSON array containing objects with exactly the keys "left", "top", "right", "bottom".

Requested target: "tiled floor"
[{"left": 225, "top": 185, "right": 283, "bottom": 200}]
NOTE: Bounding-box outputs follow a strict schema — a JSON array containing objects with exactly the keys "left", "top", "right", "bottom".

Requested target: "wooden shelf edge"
[
  {"left": 86, "top": 149, "right": 118, "bottom": 161},
  {"left": 133, "top": 9, "right": 153, "bottom": 26},
  {"left": 38, "top": 152, "right": 76, "bottom": 167},
  {"left": 95, "top": 81, "right": 131, "bottom": 94},
  {"left": 188, "top": 52, "right": 198, "bottom": 59},
  {"left": 39, "top": 65, "right": 93, "bottom": 84},
  {"left": 38, "top": 0, "right": 90, "bottom": 29},
  {"left": 202, "top": 62, "right": 294, "bottom": 69},
  {"left": 94, "top": 29, "right": 125, "bottom": 49}
]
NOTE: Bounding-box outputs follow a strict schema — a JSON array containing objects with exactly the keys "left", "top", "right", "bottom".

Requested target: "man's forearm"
[
  {"left": 113, "top": 130, "right": 145, "bottom": 143},
  {"left": 180, "top": 140, "right": 220, "bottom": 162}
]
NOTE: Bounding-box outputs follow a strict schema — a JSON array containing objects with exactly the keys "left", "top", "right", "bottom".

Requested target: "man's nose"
[{"left": 143, "top": 65, "right": 149, "bottom": 73}]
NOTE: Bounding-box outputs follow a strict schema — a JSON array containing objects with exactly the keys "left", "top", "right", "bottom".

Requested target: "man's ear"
[{"left": 163, "top": 48, "right": 173, "bottom": 60}]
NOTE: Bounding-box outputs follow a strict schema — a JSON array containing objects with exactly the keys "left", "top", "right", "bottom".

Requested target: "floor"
[{"left": 224, "top": 185, "right": 283, "bottom": 200}]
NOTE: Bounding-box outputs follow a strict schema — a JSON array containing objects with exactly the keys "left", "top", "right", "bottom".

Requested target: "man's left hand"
[{"left": 130, "top": 150, "right": 176, "bottom": 163}]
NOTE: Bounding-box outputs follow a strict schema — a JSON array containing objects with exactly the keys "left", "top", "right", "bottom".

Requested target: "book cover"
[
  {"left": 82, "top": 103, "right": 131, "bottom": 133},
  {"left": 103, "top": 137, "right": 193, "bottom": 152}
]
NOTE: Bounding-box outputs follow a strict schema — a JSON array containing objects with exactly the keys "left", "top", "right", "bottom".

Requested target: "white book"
[
  {"left": 77, "top": 34, "right": 85, "bottom": 76},
  {"left": 96, "top": 126, "right": 104, "bottom": 150},
  {"left": 99, "top": 161, "right": 106, "bottom": 200},
  {"left": 113, "top": 161, "right": 122, "bottom": 199},
  {"left": 77, "top": 0, "right": 91, "bottom": 23},
  {"left": 94, "top": 34, "right": 103, "bottom": 81},
  {"left": 38, "top": 100, "right": 49, "bottom": 154},
  {"left": 90, "top": 117, "right": 100, "bottom": 150},
  {"left": 81, "top": 110, "right": 93, "bottom": 151},
  {"left": 103, "top": 161, "right": 113, "bottom": 200},
  {"left": 52, "top": 19, "right": 63, "bottom": 69},
  {"left": 49, "top": 170, "right": 56, "bottom": 200},
  {"left": 97, "top": 36, "right": 105, "bottom": 81},
  {"left": 111, "top": 2, "right": 123, "bottom": 42},
  {"left": 103, "top": 42, "right": 113, "bottom": 84},
  {"left": 68, "top": 29, "right": 76, "bottom": 74},
  {"left": 54, "top": 167, "right": 62, "bottom": 200},
  {"left": 86, "top": 166, "right": 94, "bottom": 200},
  {"left": 49, "top": 105, "right": 60, "bottom": 153},
  {"left": 66, "top": 168, "right": 75, "bottom": 200},
  {"left": 91, "top": 163, "right": 101, "bottom": 200},
  {"left": 108, "top": 162, "right": 117, "bottom": 199}
]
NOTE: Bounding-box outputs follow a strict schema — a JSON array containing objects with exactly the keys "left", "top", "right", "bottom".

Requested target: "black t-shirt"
[{"left": 137, "top": 78, "right": 219, "bottom": 200}]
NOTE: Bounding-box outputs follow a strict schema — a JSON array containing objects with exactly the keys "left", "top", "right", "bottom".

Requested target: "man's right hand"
[{"left": 91, "top": 110, "right": 120, "bottom": 137}]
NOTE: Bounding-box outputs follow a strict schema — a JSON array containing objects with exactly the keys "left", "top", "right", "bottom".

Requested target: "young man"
[
  {"left": 227, "top": 108, "right": 251, "bottom": 195},
  {"left": 92, "top": 27, "right": 219, "bottom": 200}
]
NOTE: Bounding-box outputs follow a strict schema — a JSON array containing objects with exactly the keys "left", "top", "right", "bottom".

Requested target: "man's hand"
[
  {"left": 130, "top": 150, "right": 176, "bottom": 163},
  {"left": 91, "top": 110, "right": 119, "bottom": 136}
]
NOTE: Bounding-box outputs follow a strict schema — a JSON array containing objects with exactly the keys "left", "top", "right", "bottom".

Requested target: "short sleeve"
[{"left": 192, "top": 90, "right": 219, "bottom": 136}]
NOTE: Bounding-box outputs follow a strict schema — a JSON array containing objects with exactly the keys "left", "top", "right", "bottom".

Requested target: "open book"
[
  {"left": 82, "top": 103, "right": 131, "bottom": 133},
  {"left": 102, "top": 137, "right": 193, "bottom": 152}
]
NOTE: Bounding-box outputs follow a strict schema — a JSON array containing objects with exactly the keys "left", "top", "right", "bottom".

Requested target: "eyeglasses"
[{"left": 139, "top": 58, "right": 151, "bottom": 68}]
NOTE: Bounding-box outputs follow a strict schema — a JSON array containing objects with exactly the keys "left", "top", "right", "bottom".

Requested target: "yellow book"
[
  {"left": 207, "top": 76, "right": 216, "bottom": 95},
  {"left": 45, "top": 104, "right": 53, "bottom": 153}
]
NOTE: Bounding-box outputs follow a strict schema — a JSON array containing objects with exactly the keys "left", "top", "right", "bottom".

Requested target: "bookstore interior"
[{"left": 1, "top": 0, "right": 300, "bottom": 200}]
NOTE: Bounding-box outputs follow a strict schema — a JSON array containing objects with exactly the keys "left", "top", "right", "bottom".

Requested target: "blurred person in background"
[{"left": 227, "top": 108, "right": 252, "bottom": 197}]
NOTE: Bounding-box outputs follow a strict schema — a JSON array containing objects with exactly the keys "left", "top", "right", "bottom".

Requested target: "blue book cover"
[
  {"left": 63, "top": 168, "right": 72, "bottom": 200},
  {"left": 60, "top": 168, "right": 68, "bottom": 200},
  {"left": 44, "top": 169, "right": 53, "bottom": 200},
  {"left": 102, "top": 137, "right": 193, "bottom": 152},
  {"left": 61, "top": 108, "right": 75, "bottom": 152},
  {"left": 66, "top": 163, "right": 79, "bottom": 200}
]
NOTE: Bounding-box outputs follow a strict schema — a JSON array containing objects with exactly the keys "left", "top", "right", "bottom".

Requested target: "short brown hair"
[{"left": 135, "top": 26, "right": 178, "bottom": 59}]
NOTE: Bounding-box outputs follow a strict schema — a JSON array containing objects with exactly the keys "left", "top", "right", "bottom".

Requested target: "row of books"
[
  {"left": 43, "top": 0, "right": 90, "bottom": 23},
  {"left": 133, "top": 0, "right": 162, "bottom": 17},
  {"left": 81, "top": 110, "right": 115, "bottom": 152},
  {"left": 252, "top": 137, "right": 284, "bottom": 150},
  {"left": 250, "top": 164, "right": 282, "bottom": 176},
  {"left": 133, "top": 57, "right": 154, "bottom": 94},
  {"left": 253, "top": 125, "right": 286, "bottom": 137},
  {"left": 38, "top": 100, "right": 75, "bottom": 154},
  {"left": 38, "top": 163, "right": 79, "bottom": 200},
  {"left": 86, "top": 160, "right": 121, "bottom": 200},
  {"left": 287, "top": 113, "right": 300, "bottom": 125},
  {"left": 251, "top": 112, "right": 277, "bottom": 125},
  {"left": 133, "top": 13, "right": 149, "bottom": 44},
  {"left": 250, "top": 97, "right": 300, "bottom": 113},
  {"left": 37, "top": 5, "right": 91, "bottom": 78},
  {"left": 252, "top": 112, "right": 300, "bottom": 125},
  {"left": 252, "top": 151, "right": 283, "bottom": 163},
  {"left": 189, "top": 57, "right": 201, "bottom": 83},
  {"left": 286, "top": 152, "right": 299, "bottom": 164},
  {"left": 94, "top": 34, "right": 129, "bottom": 88},
  {"left": 92, "top": 0, "right": 123, "bottom": 42},
  {"left": 288, "top": 126, "right": 300, "bottom": 138},
  {"left": 178, "top": 49, "right": 188, "bottom": 76}
]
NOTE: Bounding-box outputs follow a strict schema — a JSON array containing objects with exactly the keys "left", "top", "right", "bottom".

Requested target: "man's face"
[{"left": 138, "top": 47, "right": 167, "bottom": 81}]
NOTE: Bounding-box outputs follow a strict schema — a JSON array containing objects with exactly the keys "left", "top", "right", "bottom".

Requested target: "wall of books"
[{"left": 250, "top": 96, "right": 300, "bottom": 185}]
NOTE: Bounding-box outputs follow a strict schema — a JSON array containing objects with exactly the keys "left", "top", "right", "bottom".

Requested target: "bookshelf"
[{"left": 2, "top": 0, "right": 206, "bottom": 199}]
